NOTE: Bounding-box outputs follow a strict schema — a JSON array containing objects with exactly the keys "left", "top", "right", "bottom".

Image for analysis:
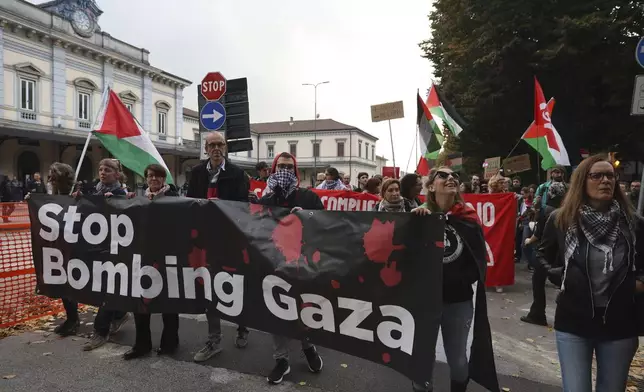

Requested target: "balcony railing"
[{"left": 20, "top": 111, "right": 37, "bottom": 122}]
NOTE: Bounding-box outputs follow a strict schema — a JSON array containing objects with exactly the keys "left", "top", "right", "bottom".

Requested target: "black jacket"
[
  {"left": 259, "top": 188, "right": 323, "bottom": 210},
  {"left": 28, "top": 180, "right": 47, "bottom": 194},
  {"left": 186, "top": 159, "right": 249, "bottom": 202},
  {"left": 537, "top": 210, "right": 644, "bottom": 339}
]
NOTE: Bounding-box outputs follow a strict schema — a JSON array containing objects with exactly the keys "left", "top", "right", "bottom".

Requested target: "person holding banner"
[
  {"left": 73, "top": 159, "right": 130, "bottom": 351},
  {"left": 537, "top": 155, "right": 644, "bottom": 392},
  {"left": 258, "top": 152, "right": 324, "bottom": 384},
  {"left": 186, "top": 132, "right": 251, "bottom": 362},
  {"left": 316, "top": 167, "right": 348, "bottom": 190},
  {"left": 374, "top": 178, "right": 415, "bottom": 212},
  {"left": 411, "top": 167, "right": 499, "bottom": 392},
  {"left": 123, "top": 164, "right": 180, "bottom": 360}
]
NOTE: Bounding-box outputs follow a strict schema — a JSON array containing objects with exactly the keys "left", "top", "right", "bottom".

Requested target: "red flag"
[
  {"left": 532, "top": 77, "right": 560, "bottom": 151},
  {"left": 416, "top": 157, "right": 430, "bottom": 176}
]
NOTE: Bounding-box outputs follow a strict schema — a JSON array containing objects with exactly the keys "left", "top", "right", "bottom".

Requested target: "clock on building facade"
[{"left": 40, "top": 0, "right": 103, "bottom": 38}]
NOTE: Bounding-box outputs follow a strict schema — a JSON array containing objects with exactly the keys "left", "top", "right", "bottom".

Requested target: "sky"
[{"left": 38, "top": 0, "right": 435, "bottom": 173}]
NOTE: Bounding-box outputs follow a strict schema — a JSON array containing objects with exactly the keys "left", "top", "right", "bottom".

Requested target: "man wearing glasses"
[{"left": 186, "top": 132, "right": 251, "bottom": 362}]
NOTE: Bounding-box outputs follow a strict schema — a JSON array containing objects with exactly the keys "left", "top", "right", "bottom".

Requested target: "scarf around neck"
[
  {"left": 564, "top": 199, "right": 626, "bottom": 277},
  {"left": 319, "top": 179, "right": 345, "bottom": 190},
  {"left": 266, "top": 170, "right": 298, "bottom": 198},
  {"left": 95, "top": 181, "right": 121, "bottom": 195},
  {"left": 378, "top": 198, "right": 405, "bottom": 212},
  {"left": 145, "top": 184, "right": 170, "bottom": 199}
]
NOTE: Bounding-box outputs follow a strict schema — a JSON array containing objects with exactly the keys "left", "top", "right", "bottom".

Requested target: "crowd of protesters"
[{"left": 7, "top": 140, "right": 644, "bottom": 391}]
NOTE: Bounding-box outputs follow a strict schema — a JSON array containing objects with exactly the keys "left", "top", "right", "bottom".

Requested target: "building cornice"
[{"left": 0, "top": 11, "right": 191, "bottom": 89}]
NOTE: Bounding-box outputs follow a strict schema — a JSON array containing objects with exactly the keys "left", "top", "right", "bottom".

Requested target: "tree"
[{"left": 420, "top": 0, "right": 644, "bottom": 171}]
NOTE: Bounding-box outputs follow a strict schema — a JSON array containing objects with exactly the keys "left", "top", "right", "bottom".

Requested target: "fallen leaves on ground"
[
  {"left": 628, "top": 344, "right": 644, "bottom": 391},
  {"left": 2, "top": 375, "right": 16, "bottom": 380},
  {"left": 42, "top": 352, "right": 52, "bottom": 356},
  {"left": 340, "top": 364, "right": 348, "bottom": 368},
  {"left": 0, "top": 304, "right": 96, "bottom": 340}
]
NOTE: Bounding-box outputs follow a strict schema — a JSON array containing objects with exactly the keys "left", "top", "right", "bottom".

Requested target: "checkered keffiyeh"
[
  {"left": 267, "top": 170, "right": 298, "bottom": 197},
  {"left": 564, "top": 199, "right": 624, "bottom": 280}
]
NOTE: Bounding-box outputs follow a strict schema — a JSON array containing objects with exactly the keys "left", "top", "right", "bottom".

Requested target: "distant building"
[{"left": 0, "top": 0, "right": 200, "bottom": 187}]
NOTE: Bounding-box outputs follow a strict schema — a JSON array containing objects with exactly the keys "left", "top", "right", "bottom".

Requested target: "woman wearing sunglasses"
[
  {"left": 411, "top": 167, "right": 499, "bottom": 392},
  {"left": 537, "top": 154, "right": 644, "bottom": 392}
]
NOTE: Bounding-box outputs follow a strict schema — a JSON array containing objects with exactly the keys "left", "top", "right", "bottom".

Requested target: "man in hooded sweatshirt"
[{"left": 258, "top": 152, "right": 324, "bottom": 384}]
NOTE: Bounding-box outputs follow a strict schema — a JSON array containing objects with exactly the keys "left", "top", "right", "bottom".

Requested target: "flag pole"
[
  {"left": 71, "top": 88, "right": 110, "bottom": 194},
  {"left": 405, "top": 125, "right": 417, "bottom": 174},
  {"left": 388, "top": 119, "right": 397, "bottom": 178}
]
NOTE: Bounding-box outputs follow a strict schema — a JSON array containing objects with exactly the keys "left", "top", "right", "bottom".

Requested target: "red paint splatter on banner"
[
  {"left": 382, "top": 352, "right": 391, "bottom": 363},
  {"left": 242, "top": 248, "right": 250, "bottom": 264},
  {"left": 191, "top": 229, "right": 198, "bottom": 239},
  {"left": 188, "top": 247, "right": 207, "bottom": 269},
  {"left": 272, "top": 214, "right": 303, "bottom": 264},
  {"left": 380, "top": 261, "right": 402, "bottom": 287},
  {"left": 331, "top": 280, "right": 340, "bottom": 289},
  {"left": 358, "top": 276, "right": 364, "bottom": 283},
  {"left": 249, "top": 203, "right": 264, "bottom": 216},
  {"left": 143, "top": 297, "right": 151, "bottom": 305},
  {"left": 301, "top": 303, "right": 313, "bottom": 308},
  {"left": 435, "top": 241, "right": 444, "bottom": 248},
  {"left": 363, "top": 219, "right": 405, "bottom": 264},
  {"left": 312, "top": 250, "right": 321, "bottom": 263},
  {"left": 222, "top": 266, "right": 237, "bottom": 272}
]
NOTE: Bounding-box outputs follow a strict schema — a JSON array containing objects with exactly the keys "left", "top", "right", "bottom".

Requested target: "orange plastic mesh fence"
[
  {"left": 0, "top": 208, "right": 63, "bottom": 328},
  {"left": 1, "top": 202, "right": 30, "bottom": 230}
]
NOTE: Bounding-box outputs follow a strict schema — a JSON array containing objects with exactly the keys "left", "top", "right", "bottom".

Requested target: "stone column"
[
  {"left": 52, "top": 40, "right": 66, "bottom": 120},
  {"left": 174, "top": 85, "right": 184, "bottom": 145},
  {"left": 0, "top": 22, "right": 6, "bottom": 118},
  {"left": 103, "top": 59, "right": 114, "bottom": 90},
  {"left": 142, "top": 72, "right": 153, "bottom": 132}
]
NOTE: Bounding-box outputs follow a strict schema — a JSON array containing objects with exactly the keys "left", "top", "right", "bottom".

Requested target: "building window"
[
  {"left": 337, "top": 142, "right": 345, "bottom": 157},
  {"left": 268, "top": 144, "right": 275, "bottom": 158},
  {"left": 125, "top": 103, "right": 133, "bottom": 113},
  {"left": 157, "top": 111, "right": 167, "bottom": 141},
  {"left": 313, "top": 142, "right": 320, "bottom": 158},
  {"left": 20, "top": 78, "right": 36, "bottom": 112},
  {"left": 289, "top": 143, "right": 297, "bottom": 157},
  {"left": 358, "top": 140, "right": 362, "bottom": 158},
  {"left": 365, "top": 143, "right": 369, "bottom": 160},
  {"left": 78, "top": 92, "right": 90, "bottom": 120},
  {"left": 372, "top": 145, "right": 375, "bottom": 161}
]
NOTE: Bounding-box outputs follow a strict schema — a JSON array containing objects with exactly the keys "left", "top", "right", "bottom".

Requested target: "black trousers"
[
  {"left": 528, "top": 264, "right": 548, "bottom": 321},
  {"left": 94, "top": 307, "right": 127, "bottom": 337},
  {"left": 62, "top": 299, "right": 79, "bottom": 322},
  {"left": 133, "top": 313, "right": 179, "bottom": 351}
]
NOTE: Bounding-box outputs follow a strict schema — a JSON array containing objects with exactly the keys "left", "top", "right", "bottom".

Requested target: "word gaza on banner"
[{"left": 28, "top": 195, "right": 444, "bottom": 384}]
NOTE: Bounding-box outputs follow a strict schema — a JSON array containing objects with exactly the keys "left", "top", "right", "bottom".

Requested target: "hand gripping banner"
[{"left": 28, "top": 195, "right": 445, "bottom": 384}]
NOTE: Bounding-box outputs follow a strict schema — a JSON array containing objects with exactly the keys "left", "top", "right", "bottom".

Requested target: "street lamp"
[{"left": 302, "top": 81, "right": 330, "bottom": 183}]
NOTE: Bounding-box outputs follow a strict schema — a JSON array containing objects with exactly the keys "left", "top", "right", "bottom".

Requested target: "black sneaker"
[
  {"left": 303, "top": 346, "right": 323, "bottom": 373},
  {"left": 235, "top": 329, "right": 249, "bottom": 349},
  {"left": 520, "top": 315, "right": 548, "bottom": 326},
  {"left": 267, "top": 359, "right": 290, "bottom": 384},
  {"left": 54, "top": 319, "right": 80, "bottom": 337}
]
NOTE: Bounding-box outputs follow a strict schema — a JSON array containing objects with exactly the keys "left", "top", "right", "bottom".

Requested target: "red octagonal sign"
[{"left": 201, "top": 72, "right": 227, "bottom": 101}]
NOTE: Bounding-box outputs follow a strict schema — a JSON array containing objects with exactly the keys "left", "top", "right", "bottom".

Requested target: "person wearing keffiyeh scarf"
[
  {"left": 315, "top": 167, "right": 348, "bottom": 190},
  {"left": 536, "top": 155, "right": 644, "bottom": 392},
  {"left": 373, "top": 178, "right": 414, "bottom": 212}
]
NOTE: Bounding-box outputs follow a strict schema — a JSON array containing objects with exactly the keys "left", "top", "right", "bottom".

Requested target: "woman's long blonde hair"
[
  {"left": 424, "top": 166, "right": 463, "bottom": 213},
  {"left": 555, "top": 154, "right": 634, "bottom": 231}
]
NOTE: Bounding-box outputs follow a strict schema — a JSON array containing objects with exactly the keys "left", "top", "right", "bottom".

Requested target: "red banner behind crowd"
[{"left": 250, "top": 180, "right": 515, "bottom": 286}]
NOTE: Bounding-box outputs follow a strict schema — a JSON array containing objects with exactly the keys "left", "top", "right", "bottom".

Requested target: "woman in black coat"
[{"left": 123, "top": 164, "right": 180, "bottom": 360}]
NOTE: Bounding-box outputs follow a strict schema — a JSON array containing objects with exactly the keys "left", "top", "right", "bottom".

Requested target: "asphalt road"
[{"left": 0, "top": 266, "right": 563, "bottom": 392}]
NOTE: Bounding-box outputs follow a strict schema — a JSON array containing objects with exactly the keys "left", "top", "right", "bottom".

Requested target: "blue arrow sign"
[
  {"left": 637, "top": 37, "right": 644, "bottom": 69},
  {"left": 200, "top": 101, "right": 226, "bottom": 131}
]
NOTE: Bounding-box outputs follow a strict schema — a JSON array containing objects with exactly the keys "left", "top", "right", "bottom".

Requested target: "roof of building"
[{"left": 183, "top": 108, "right": 199, "bottom": 118}]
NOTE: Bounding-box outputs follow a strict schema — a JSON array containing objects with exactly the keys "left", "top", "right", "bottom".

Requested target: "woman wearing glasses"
[
  {"left": 411, "top": 167, "right": 498, "bottom": 392},
  {"left": 537, "top": 154, "right": 644, "bottom": 392}
]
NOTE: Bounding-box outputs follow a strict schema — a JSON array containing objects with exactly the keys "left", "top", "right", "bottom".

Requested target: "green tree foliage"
[{"left": 420, "top": 0, "right": 644, "bottom": 167}]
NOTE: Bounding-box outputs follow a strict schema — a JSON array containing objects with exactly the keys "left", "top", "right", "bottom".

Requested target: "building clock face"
[{"left": 71, "top": 9, "right": 93, "bottom": 37}]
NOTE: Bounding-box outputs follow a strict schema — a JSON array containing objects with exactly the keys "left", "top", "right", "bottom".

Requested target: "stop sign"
[{"left": 201, "top": 72, "right": 227, "bottom": 101}]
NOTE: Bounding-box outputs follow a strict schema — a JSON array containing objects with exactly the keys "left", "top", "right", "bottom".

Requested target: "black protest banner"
[{"left": 28, "top": 195, "right": 444, "bottom": 383}]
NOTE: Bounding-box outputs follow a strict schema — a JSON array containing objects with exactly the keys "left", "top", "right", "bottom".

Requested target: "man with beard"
[
  {"left": 258, "top": 152, "right": 324, "bottom": 384},
  {"left": 511, "top": 177, "right": 522, "bottom": 194},
  {"left": 355, "top": 172, "right": 369, "bottom": 192},
  {"left": 187, "top": 132, "right": 251, "bottom": 362},
  {"left": 534, "top": 165, "right": 566, "bottom": 211},
  {"left": 630, "top": 181, "right": 640, "bottom": 207},
  {"left": 470, "top": 174, "right": 481, "bottom": 193}
]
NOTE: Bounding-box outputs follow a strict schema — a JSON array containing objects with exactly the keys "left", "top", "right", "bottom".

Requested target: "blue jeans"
[
  {"left": 555, "top": 330, "right": 638, "bottom": 392},
  {"left": 412, "top": 300, "right": 473, "bottom": 391}
]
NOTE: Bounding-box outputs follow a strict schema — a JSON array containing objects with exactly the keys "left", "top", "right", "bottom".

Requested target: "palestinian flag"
[
  {"left": 93, "top": 89, "right": 174, "bottom": 184},
  {"left": 521, "top": 78, "right": 570, "bottom": 170},
  {"left": 427, "top": 84, "right": 466, "bottom": 136},
  {"left": 417, "top": 92, "right": 443, "bottom": 175},
  {"left": 446, "top": 152, "right": 463, "bottom": 171}
]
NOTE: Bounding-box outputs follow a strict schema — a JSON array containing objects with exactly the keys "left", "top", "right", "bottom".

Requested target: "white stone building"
[
  {"left": 0, "top": 0, "right": 200, "bottom": 188},
  {"left": 180, "top": 113, "right": 382, "bottom": 188}
]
